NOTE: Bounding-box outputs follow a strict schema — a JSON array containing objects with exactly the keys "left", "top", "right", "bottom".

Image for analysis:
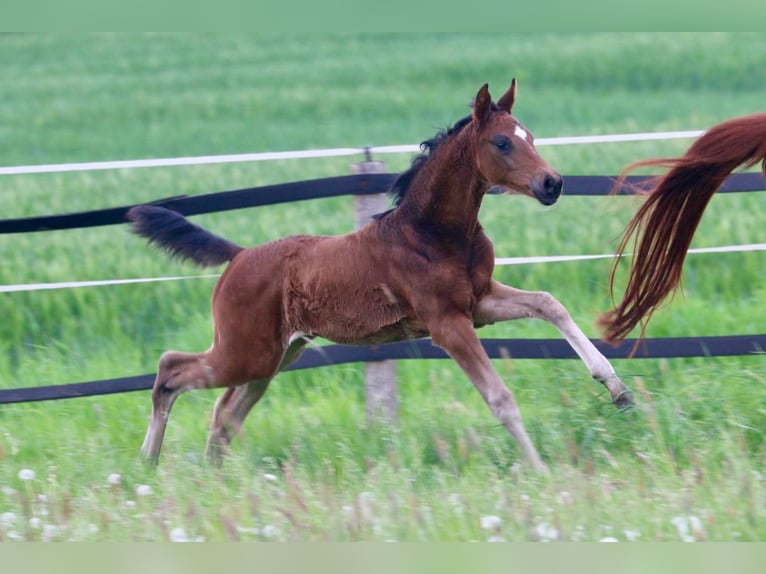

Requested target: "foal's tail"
[
  {"left": 126, "top": 205, "right": 244, "bottom": 267},
  {"left": 599, "top": 112, "right": 766, "bottom": 343}
]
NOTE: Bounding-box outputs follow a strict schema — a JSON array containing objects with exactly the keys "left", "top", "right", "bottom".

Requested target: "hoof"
[
  {"left": 204, "top": 442, "right": 227, "bottom": 468},
  {"left": 140, "top": 453, "right": 159, "bottom": 468},
  {"left": 613, "top": 389, "right": 634, "bottom": 410}
]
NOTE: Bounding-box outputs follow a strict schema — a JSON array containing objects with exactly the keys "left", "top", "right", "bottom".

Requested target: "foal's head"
[{"left": 472, "top": 80, "right": 563, "bottom": 206}]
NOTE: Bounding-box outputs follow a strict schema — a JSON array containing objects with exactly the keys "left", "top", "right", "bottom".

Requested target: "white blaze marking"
[{"left": 514, "top": 125, "right": 529, "bottom": 141}]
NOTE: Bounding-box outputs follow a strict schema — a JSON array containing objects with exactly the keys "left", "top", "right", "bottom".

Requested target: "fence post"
[{"left": 352, "top": 149, "right": 399, "bottom": 425}]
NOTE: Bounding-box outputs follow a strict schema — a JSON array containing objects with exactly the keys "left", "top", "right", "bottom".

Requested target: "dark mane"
[
  {"left": 391, "top": 115, "right": 473, "bottom": 205},
  {"left": 374, "top": 111, "right": 481, "bottom": 220}
]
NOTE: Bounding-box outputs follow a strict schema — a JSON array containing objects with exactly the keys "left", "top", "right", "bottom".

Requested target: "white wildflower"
[
  {"left": 263, "top": 473, "right": 278, "bottom": 483},
  {"left": 480, "top": 515, "right": 502, "bottom": 530},
  {"left": 29, "top": 517, "right": 41, "bottom": 529},
  {"left": 533, "top": 522, "right": 559, "bottom": 542},
  {"left": 688, "top": 515, "right": 703, "bottom": 534},
  {"left": 488, "top": 535, "right": 506, "bottom": 542},
  {"left": 671, "top": 516, "right": 689, "bottom": 538},
  {"left": 599, "top": 537, "right": 619, "bottom": 542},
  {"left": 135, "top": 484, "right": 152, "bottom": 497},
  {"left": 169, "top": 527, "right": 190, "bottom": 542},
  {"left": 18, "top": 469, "right": 35, "bottom": 481},
  {"left": 1, "top": 512, "right": 17, "bottom": 527},
  {"left": 448, "top": 493, "right": 464, "bottom": 514},
  {"left": 623, "top": 528, "right": 640, "bottom": 541},
  {"left": 556, "top": 491, "right": 573, "bottom": 505},
  {"left": 671, "top": 515, "right": 700, "bottom": 541},
  {"left": 1, "top": 486, "right": 17, "bottom": 497},
  {"left": 42, "top": 524, "right": 61, "bottom": 541},
  {"left": 570, "top": 525, "right": 586, "bottom": 542},
  {"left": 357, "top": 491, "right": 375, "bottom": 522},
  {"left": 261, "top": 524, "right": 280, "bottom": 539},
  {"left": 107, "top": 473, "right": 121, "bottom": 486}
]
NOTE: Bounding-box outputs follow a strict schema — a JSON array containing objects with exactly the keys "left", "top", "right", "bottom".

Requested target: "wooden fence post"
[{"left": 352, "top": 149, "right": 399, "bottom": 425}]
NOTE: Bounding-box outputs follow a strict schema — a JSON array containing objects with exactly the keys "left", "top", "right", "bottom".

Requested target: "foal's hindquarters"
[
  {"left": 140, "top": 240, "right": 301, "bottom": 463},
  {"left": 140, "top": 232, "right": 420, "bottom": 464}
]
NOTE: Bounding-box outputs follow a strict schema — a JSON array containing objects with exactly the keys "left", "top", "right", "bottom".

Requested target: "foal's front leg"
[
  {"left": 428, "top": 314, "right": 548, "bottom": 472},
  {"left": 474, "top": 280, "right": 632, "bottom": 407}
]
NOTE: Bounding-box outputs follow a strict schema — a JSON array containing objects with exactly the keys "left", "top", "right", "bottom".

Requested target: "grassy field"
[{"left": 0, "top": 33, "right": 765, "bottom": 542}]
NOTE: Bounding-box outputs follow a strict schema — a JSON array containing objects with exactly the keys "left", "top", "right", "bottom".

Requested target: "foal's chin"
[
  {"left": 534, "top": 193, "right": 560, "bottom": 207},
  {"left": 495, "top": 186, "right": 560, "bottom": 206}
]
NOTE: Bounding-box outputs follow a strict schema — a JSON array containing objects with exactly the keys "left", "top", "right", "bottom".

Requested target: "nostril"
[{"left": 544, "top": 174, "right": 563, "bottom": 195}]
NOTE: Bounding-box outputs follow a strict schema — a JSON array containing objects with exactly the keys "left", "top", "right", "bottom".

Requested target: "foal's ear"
[
  {"left": 496, "top": 78, "right": 517, "bottom": 113},
  {"left": 472, "top": 83, "right": 492, "bottom": 125}
]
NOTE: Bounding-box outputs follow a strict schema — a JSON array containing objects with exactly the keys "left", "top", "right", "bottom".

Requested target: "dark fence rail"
[
  {"left": 2, "top": 335, "right": 765, "bottom": 405},
  {"left": 1, "top": 170, "right": 764, "bottom": 405},
  {"left": 2, "top": 172, "right": 764, "bottom": 234}
]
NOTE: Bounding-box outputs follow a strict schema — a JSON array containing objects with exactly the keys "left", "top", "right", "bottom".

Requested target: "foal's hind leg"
[
  {"left": 204, "top": 337, "right": 309, "bottom": 466},
  {"left": 142, "top": 340, "right": 286, "bottom": 463},
  {"left": 140, "top": 350, "right": 216, "bottom": 462},
  {"left": 204, "top": 379, "right": 271, "bottom": 466},
  {"left": 474, "top": 280, "right": 632, "bottom": 407}
]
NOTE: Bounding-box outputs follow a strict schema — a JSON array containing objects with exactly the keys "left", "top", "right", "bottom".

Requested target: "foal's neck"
[{"left": 398, "top": 128, "right": 487, "bottom": 240}]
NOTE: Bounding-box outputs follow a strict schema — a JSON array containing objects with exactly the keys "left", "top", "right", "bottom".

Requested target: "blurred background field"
[{"left": 0, "top": 33, "right": 764, "bottom": 541}]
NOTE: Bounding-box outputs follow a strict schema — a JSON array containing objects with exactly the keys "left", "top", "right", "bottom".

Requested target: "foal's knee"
[
  {"left": 155, "top": 351, "right": 184, "bottom": 386},
  {"left": 155, "top": 351, "right": 215, "bottom": 393},
  {"left": 486, "top": 386, "right": 521, "bottom": 421},
  {"left": 531, "top": 291, "right": 571, "bottom": 324}
]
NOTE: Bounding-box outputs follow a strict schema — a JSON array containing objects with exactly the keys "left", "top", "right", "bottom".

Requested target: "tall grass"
[{"left": 0, "top": 33, "right": 765, "bottom": 541}]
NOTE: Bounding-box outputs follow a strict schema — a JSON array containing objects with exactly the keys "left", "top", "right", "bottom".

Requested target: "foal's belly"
[
  {"left": 289, "top": 289, "right": 429, "bottom": 344},
  {"left": 313, "top": 318, "right": 430, "bottom": 346}
]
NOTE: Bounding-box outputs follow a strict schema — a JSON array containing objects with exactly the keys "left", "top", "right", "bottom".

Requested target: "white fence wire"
[
  {"left": 0, "top": 129, "right": 704, "bottom": 176},
  {"left": 3, "top": 127, "right": 762, "bottom": 295}
]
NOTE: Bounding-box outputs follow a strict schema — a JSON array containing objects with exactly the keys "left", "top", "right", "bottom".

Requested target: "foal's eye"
[{"left": 492, "top": 137, "right": 512, "bottom": 153}]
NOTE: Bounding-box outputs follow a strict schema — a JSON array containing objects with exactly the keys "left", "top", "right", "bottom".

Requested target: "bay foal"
[{"left": 129, "top": 81, "right": 631, "bottom": 472}]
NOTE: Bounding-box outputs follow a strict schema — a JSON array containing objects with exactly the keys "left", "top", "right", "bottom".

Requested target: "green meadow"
[{"left": 0, "top": 33, "right": 765, "bottom": 541}]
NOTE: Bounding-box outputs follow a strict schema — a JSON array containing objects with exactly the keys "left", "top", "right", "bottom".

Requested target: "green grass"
[{"left": 1, "top": 33, "right": 765, "bottom": 541}]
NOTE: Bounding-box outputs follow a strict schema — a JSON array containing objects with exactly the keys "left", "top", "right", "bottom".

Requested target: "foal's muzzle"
[{"left": 532, "top": 172, "right": 564, "bottom": 206}]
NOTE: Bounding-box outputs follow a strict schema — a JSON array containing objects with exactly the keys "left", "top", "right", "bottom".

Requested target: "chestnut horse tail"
[
  {"left": 127, "top": 205, "right": 244, "bottom": 267},
  {"left": 600, "top": 112, "right": 766, "bottom": 343}
]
